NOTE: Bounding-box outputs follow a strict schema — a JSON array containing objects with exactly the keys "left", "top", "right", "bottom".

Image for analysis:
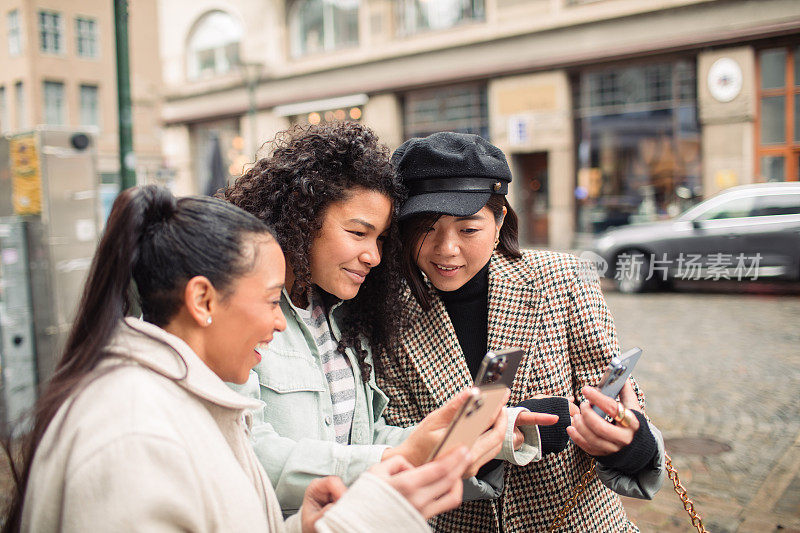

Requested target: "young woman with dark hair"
[
  {"left": 220, "top": 122, "right": 557, "bottom": 516},
  {"left": 377, "top": 132, "right": 666, "bottom": 532},
  {"left": 2, "top": 185, "right": 475, "bottom": 533}
]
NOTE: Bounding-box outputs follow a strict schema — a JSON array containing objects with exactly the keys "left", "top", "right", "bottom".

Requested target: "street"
[{"left": 604, "top": 282, "right": 800, "bottom": 532}]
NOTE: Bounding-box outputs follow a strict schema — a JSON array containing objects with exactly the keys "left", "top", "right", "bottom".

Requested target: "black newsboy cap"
[{"left": 392, "top": 132, "right": 512, "bottom": 221}]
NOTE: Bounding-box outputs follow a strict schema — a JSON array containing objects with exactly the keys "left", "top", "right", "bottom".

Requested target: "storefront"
[{"left": 574, "top": 59, "right": 701, "bottom": 235}]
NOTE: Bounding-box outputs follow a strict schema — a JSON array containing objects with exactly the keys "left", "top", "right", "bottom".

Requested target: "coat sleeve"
[
  {"left": 595, "top": 420, "right": 667, "bottom": 499},
  {"left": 235, "top": 370, "right": 390, "bottom": 515},
  {"left": 313, "top": 473, "right": 431, "bottom": 533},
  {"left": 565, "top": 261, "right": 665, "bottom": 499},
  {"left": 61, "top": 434, "right": 208, "bottom": 533}
]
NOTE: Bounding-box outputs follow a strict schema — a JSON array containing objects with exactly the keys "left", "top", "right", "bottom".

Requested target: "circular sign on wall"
[{"left": 707, "top": 57, "right": 743, "bottom": 103}]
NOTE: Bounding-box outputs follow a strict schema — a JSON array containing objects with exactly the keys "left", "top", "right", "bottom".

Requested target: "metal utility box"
[
  {"left": 0, "top": 217, "right": 37, "bottom": 436},
  {"left": 0, "top": 129, "right": 100, "bottom": 431}
]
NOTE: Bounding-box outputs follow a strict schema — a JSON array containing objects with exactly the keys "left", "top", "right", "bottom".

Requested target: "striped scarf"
[{"left": 296, "top": 290, "right": 356, "bottom": 444}]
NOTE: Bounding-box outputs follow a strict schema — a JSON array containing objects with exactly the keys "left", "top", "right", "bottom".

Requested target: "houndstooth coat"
[{"left": 376, "top": 250, "right": 643, "bottom": 532}]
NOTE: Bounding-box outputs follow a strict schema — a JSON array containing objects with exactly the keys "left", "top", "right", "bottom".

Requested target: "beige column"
[
  {"left": 698, "top": 47, "right": 757, "bottom": 197},
  {"left": 489, "top": 70, "right": 575, "bottom": 250},
  {"left": 363, "top": 93, "right": 403, "bottom": 150}
]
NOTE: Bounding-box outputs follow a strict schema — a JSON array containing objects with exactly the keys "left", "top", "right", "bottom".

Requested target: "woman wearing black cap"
[{"left": 377, "top": 132, "right": 666, "bottom": 532}]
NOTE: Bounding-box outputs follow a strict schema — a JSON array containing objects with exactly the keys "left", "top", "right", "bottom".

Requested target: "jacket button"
[{"left": 325, "top": 415, "right": 333, "bottom": 425}]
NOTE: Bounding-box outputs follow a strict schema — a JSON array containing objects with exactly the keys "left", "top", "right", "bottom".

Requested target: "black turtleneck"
[{"left": 438, "top": 261, "right": 490, "bottom": 379}]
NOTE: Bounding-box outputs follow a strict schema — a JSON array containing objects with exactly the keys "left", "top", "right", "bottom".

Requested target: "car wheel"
[{"left": 615, "top": 250, "right": 655, "bottom": 294}]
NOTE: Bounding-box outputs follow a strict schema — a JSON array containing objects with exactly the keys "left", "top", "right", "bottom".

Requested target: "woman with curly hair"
[{"left": 221, "top": 122, "right": 556, "bottom": 517}]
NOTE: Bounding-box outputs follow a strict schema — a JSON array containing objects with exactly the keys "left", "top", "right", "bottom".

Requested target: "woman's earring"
[
  {"left": 494, "top": 237, "right": 500, "bottom": 249},
  {"left": 206, "top": 316, "right": 212, "bottom": 326}
]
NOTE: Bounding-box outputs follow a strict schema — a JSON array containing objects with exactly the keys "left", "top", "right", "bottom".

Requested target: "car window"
[
  {"left": 750, "top": 193, "right": 800, "bottom": 216},
  {"left": 697, "top": 196, "right": 755, "bottom": 220}
]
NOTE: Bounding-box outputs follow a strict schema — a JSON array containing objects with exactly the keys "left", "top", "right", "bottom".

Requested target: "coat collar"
[
  {"left": 401, "top": 251, "right": 543, "bottom": 407},
  {"left": 105, "top": 317, "right": 263, "bottom": 412}
]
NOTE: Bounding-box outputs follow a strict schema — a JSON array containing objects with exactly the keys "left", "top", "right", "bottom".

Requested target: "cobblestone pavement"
[{"left": 602, "top": 281, "right": 800, "bottom": 532}]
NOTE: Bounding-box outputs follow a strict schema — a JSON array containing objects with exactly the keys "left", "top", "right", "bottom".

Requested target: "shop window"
[
  {"left": 575, "top": 60, "right": 701, "bottom": 234},
  {"left": 756, "top": 45, "right": 800, "bottom": 181},
  {"left": 403, "top": 83, "right": 488, "bottom": 140},
  {"left": 289, "top": 0, "right": 359, "bottom": 58},
  {"left": 189, "top": 118, "right": 242, "bottom": 195},
  {"left": 291, "top": 106, "right": 363, "bottom": 125},
  {"left": 187, "top": 11, "right": 242, "bottom": 80},
  {"left": 395, "top": 0, "right": 484, "bottom": 37}
]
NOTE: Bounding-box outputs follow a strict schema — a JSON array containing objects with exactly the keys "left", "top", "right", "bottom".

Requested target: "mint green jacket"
[{"left": 233, "top": 291, "right": 415, "bottom": 516}]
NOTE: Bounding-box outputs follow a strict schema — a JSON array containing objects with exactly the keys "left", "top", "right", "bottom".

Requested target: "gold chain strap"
[
  {"left": 547, "top": 454, "right": 708, "bottom": 532},
  {"left": 548, "top": 459, "right": 596, "bottom": 533},
  {"left": 664, "top": 452, "right": 708, "bottom": 532}
]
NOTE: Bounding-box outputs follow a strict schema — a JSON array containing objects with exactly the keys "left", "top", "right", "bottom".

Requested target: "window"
[
  {"left": 751, "top": 193, "right": 800, "bottom": 216},
  {"left": 79, "top": 85, "right": 99, "bottom": 127},
  {"left": 76, "top": 17, "right": 98, "bottom": 58},
  {"left": 289, "top": 0, "right": 359, "bottom": 58},
  {"left": 15, "top": 81, "right": 26, "bottom": 130},
  {"left": 699, "top": 197, "right": 754, "bottom": 220},
  {"left": 0, "top": 86, "right": 7, "bottom": 133},
  {"left": 43, "top": 81, "right": 65, "bottom": 125},
  {"left": 404, "top": 83, "right": 488, "bottom": 139},
  {"left": 396, "top": 0, "right": 483, "bottom": 37},
  {"left": 187, "top": 11, "right": 242, "bottom": 79},
  {"left": 39, "top": 11, "right": 63, "bottom": 53},
  {"left": 756, "top": 45, "right": 800, "bottom": 181},
  {"left": 575, "top": 60, "right": 701, "bottom": 234},
  {"left": 8, "top": 10, "right": 21, "bottom": 56}
]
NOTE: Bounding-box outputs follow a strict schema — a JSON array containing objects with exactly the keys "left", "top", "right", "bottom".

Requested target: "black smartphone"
[
  {"left": 591, "top": 347, "right": 642, "bottom": 417},
  {"left": 474, "top": 348, "right": 525, "bottom": 388}
]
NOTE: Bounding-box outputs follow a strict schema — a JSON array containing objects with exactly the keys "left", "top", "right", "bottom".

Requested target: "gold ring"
[
  {"left": 612, "top": 402, "right": 625, "bottom": 423},
  {"left": 622, "top": 408, "right": 637, "bottom": 428}
]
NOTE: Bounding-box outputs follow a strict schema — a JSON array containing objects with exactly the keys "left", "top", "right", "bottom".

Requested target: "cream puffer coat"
[{"left": 21, "top": 317, "right": 431, "bottom": 533}]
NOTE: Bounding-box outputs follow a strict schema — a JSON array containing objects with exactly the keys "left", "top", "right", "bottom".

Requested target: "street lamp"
[{"left": 239, "top": 61, "right": 264, "bottom": 157}]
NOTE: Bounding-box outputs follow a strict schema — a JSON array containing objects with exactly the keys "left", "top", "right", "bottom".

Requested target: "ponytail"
[{"left": 2, "top": 185, "right": 272, "bottom": 532}]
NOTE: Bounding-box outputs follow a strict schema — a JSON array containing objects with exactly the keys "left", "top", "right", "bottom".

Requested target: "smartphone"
[
  {"left": 427, "top": 384, "right": 509, "bottom": 462},
  {"left": 474, "top": 348, "right": 525, "bottom": 388},
  {"left": 591, "top": 347, "right": 642, "bottom": 417}
]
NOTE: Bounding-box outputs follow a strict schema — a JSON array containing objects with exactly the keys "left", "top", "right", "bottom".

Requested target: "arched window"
[
  {"left": 289, "top": 0, "right": 359, "bottom": 58},
  {"left": 396, "top": 0, "right": 484, "bottom": 37},
  {"left": 187, "top": 11, "right": 242, "bottom": 80}
]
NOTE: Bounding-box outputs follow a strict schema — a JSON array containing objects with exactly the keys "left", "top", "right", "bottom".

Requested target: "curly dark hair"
[{"left": 220, "top": 121, "right": 406, "bottom": 382}]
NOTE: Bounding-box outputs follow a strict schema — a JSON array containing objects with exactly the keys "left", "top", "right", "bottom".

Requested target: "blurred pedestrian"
[{"left": 379, "top": 132, "right": 666, "bottom": 532}]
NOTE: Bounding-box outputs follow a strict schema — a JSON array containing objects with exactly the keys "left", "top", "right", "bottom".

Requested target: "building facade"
[
  {"left": 0, "top": 0, "right": 164, "bottom": 187},
  {"left": 157, "top": 0, "right": 800, "bottom": 249}
]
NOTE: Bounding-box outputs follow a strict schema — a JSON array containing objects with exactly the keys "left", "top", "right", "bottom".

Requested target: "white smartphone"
[
  {"left": 591, "top": 347, "right": 642, "bottom": 417},
  {"left": 427, "top": 384, "right": 509, "bottom": 462}
]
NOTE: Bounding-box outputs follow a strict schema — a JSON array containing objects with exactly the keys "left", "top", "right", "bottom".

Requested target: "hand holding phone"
[
  {"left": 427, "top": 385, "right": 509, "bottom": 462},
  {"left": 591, "top": 347, "right": 642, "bottom": 417}
]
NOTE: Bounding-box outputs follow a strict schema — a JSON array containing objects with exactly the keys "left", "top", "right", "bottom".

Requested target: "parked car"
[{"left": 589, "top": 182, "right": 800, "bottom": 293}]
